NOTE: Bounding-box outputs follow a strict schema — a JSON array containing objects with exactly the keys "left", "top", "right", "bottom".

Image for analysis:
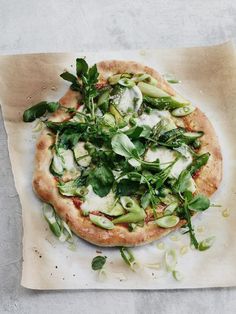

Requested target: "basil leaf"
[
  {"left": 60, "top": 71, "right": 77, "bottom": 83},
  {"left": 23, "top": 101, "right": 48, "bottom": 122},
  {"left": 23, "top": 101, "right": 60, "bottom": 122},
  {"left": 188, "top": 194, "right": 210, "bottom": 211},
  {"left": 116, "top": 179, "right": 140, "bottom": 196},
  {"left": 88, "top": 165, "right": 114, "bottom": 197},
  {"left": 111, "top": 133, "right": 139, "bottom": 159},
  {"left": 91, "top": 255, "right": 107, "bottom": 271},
  {"left": 76, "top": 58, "right": 88, "bottom": 76}
]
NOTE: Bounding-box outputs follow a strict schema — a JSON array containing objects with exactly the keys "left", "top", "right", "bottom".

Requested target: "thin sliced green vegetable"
[
  {"left": 108, "top": 74, "right": 122, "bottom": 85},
  {"left": 89, "top": 214, "right": 115, "bottom": 230},
  {"left": 165, "top": 249, "right": 177, "bottom": 272},
  {"left": 171, "top": 105, "right": 195, "bottom": 117},
  {"left": 198, "top": 236, "right": 215, "bottom": 251},
  {"left": 164, "top": 202, "right": 178, "bottom": 215},
  {"left": 118, "top": 78, "right": 135, "bottom": 88},
  {"left": 119, "top": 247, "right": 138, "bottom": 271},
  {"left": 156, "top": 215, "right": 180, "bottom": 228},
  {"left": 137, "top": 82, "right": 170, "bottom": 98},
  {"left": 172, "top": 270, "right": 183, "bottom": 281}
]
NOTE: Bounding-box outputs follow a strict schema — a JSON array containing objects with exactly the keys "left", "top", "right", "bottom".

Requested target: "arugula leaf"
[
  {"left": 111, "top": 133, "right": 139, "bottom": 159},
  {"left": 188, "top": 194, "right": 210, "bottom": 211},
  {"left": 88, "top": 165, "right": 114, "bottom": 197},
  {"left": 23, "top": 101, "right": 60, "bottom": 122},
  {"left": 188, "top": 153, "right": 210, "bottom": 175},
  {"left": 116, "top": 179, "right": 140, "bottom": 196},
  {"left": 58, "top": 129, "right": 81, "bottom": 149},
  {"left": 174, "top": 169, "right": 191, "bottom": 193},
  {"left": 91, "top": 255, "right": 107, "bottom": 271}
]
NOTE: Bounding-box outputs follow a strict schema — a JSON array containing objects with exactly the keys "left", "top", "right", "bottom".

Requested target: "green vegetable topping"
[
  {"left": 119, "top": 247, "right": 138, "bottom": 271},
  {"left": 89, "top": 214, "right": 115, "bottom": 230},
  {"left": 91, "top": 255, "right": 107, "bottom": 270},
  {"left": 23, "top": 58, "right": 214, "bottom": 253},
  {"left": 23, "top": 101, "right": 60, "bottom": 122},
  {"left": 156, "top": 215, "right": 180, "bottom": 228}
]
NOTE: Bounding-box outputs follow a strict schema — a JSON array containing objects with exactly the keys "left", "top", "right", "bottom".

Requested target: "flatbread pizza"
[{"left": 23, "top": 59, "right": 222, "bottom": 248}]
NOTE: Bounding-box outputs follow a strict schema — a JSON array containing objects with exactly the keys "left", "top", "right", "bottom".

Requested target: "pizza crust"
[{"left": 32, "top": 60, "right": 222, "bottom": 247}]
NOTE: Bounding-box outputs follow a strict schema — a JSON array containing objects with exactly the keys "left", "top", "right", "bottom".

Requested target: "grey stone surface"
[{"left": 0, "top": 0, "right": 236, "bottom": 313}]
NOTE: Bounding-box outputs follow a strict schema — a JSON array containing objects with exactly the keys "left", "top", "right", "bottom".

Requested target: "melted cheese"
[
  {"left": 116, "top": 85, "right": 143, "bottom": 113},
  {"left": 145, "top": 146, "right": 192, "bottom": 178},
  {"left": 81, "top": 185, "right": 116, "bottom": 213},
  {"left": 136, "top": 109, "right": 176, "bottom": 129}
]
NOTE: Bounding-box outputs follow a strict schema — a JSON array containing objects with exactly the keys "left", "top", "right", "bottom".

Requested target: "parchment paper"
[{"left": 0, "top": 42, "right": 236, "bottom": 290}]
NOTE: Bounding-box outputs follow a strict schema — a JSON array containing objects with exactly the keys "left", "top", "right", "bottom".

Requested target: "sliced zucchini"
[
  {"left": 50, "top": 153, "right": 64, "bottom": 176},
  {"left": 171, "top": 93, "right": 190, "bottom": 106},
  {"left": 73, "top": 142, "right": 91, "bottom": 167}
]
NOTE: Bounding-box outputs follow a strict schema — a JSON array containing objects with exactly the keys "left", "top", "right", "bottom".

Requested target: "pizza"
[{"left": 23, "top": 59, "right": 222, "bottom": 248}]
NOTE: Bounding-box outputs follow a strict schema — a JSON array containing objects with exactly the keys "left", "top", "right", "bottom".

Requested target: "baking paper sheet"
[{"left": 0, "top": 42, "right": 236, "bottom": 290}]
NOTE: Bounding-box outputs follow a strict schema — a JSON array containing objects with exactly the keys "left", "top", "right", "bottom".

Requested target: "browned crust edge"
[{"left": 32, "top": 60, "right": 222, "bottom": 247}]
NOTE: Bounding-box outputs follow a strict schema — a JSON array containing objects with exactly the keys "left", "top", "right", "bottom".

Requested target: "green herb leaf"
[
  {"left": 47, "top": 102, "right": 60, "bottom": 112},
  {"left": 91, "top": 255, "right": 107, "bottom": 270},
  {"left": 111, "top": 133, "right": 139, "bottom": 159},
  {"left": 188, "top": 194, "right": 210, "bottom": 211},
  {"left": 88, "top": 165, "right": 114, "bottom": 197},
  {"left": 116, "top": 179, "right": 140, "bottom": 196},
  {"left": 119, "top": 247, "right": 138, "bottom": 271},
  {"left": 23, "top": 101, "right": 48, "bottom": 122},
  {"left": 174, "top": 169, "right": 191, "bottom": 193},
  {"left": 76, "top": 58, "right": 88, "bottom": 76},
  {"left": 60, "top": 71, "right": 77, "bottom": 83}
]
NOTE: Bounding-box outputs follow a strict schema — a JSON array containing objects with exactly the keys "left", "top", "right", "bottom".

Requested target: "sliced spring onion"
[
  {"left": 89, "top": 214, "right": 115, "bottom": 230},
  {"left": 172, "top": 270, "right": 183, "bottom": 281},
  {"left": 144, "top": 262, "right": 161, "bottom": 270},
  {"left": 137, "top": 82, "right": 170, "bottom": 98},
  {"left": 120, "top": 196, "right": 136, "bottom": 211},
  {"left": 156, "top": 215, "right": 180, "bottom": 228},
  {"left": 157, "top": 242, "right": 165, "bottom": 250},
  {"left": 108, "top": 74, "right": 122, "bottom": 85},
  {"left": 118, "top": 78, "right": 135, "bottom": 88},
  {"left": 164, "top": 202, "right": 178, "bottom": 216},
  {"left": 133, "top": 73, "right": 158, "bottom": 86},
  {"left": 165, "top": 249, "right": 177, "bottom": 272},
  {"left": 43, "top": 204, "right": 74, "bottom": 244},
  {"left": 198, "top": 236, "right": 215, "bottom": 251},
  {"left": 119, "top": 247, "right": 139, "bottom": 271},
  {"left": 171, "top": 105, "right": 195, "bottom": 117}
]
